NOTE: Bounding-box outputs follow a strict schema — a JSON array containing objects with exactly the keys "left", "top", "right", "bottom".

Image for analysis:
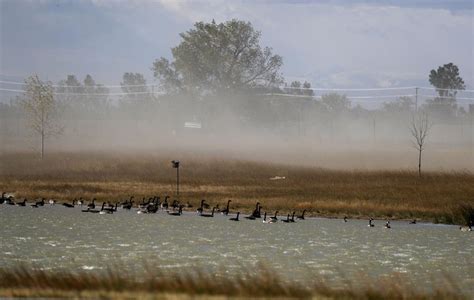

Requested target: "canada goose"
[
  {"left": 297, "top": 210, "right": 306, "bottom": 220},
  {"left": 385, "top": 220, "right": 391, "bottom": 229},
  {"left": 251, "top": 202, "right": 261, "bottom": 218},
  {"left": 77, "top": 198, "right": 84, "bottom": 206},
  {"left": 81, "top": 207, "right": 99, "bottom": 213},
  {"left": 263, "top": 212, "right": 276, "bottom": 224},
  {"left": 343, "top": 216, "right": 348, "bottom": 222},
  {"left": 146, "top": 201, "right": 159, "bottom": 213},
  {"left": 221, "top": 200, "right": 231, "bottom": 215},
  {"left": 87, "top": 198, "right": 96, "bottom": 210},
  {"left": 459, "top": 225, "right": 472, "bottom": 232},
  {"left": 409, "top": 219, "right": 417, "bottom": 224},
  {"left": 197, "top": 199, "right": 206, "bottom": 215},
  {"left": 230, "top": 212, "right": 240, "bottom": 221},
  {"left": 290, "top": 211, "right": 296, "bottom": 223},
  {"left": 200, "top": 207, "right": 216, "bottom": 218},
  {"left": 168, "top": 205, "right": 183, "bottom": 216},
  {"left": 161, "top": 196, "right": 169, "bottom": 210},
  {"left": 171, "top": 199, "right": 180, "bottom": 210},
  {"left": 62, "top": 199, "right": 75, "bottom": 208},
  {"left": 1, "top": 193, "right": 14, "bottom": 204},
  {"left": 138, "top": 197, "right": 150, "bottom": 209},
  {"left": 122, "top": 199, "right": 134, "bottom": 210},
  {"left": 270, "top": 211, "right": 279, "bottom": 221},
  {"left": 245, "top": 214, "right": 256, "bottom": 220},
  {"left": 99, "top": 203, "right": 114, "bottom": 214},
  {"left": 251, "top": 205, "right": 262, "bottom": 219},
  {"left": 82, "top": 201, "right": 100, "bottom": 213},
  {"left": 282, "top": 214, "right": 291, "bottom": 223},
  {"left": 122, "top": 196, "right": 134, "bottom": 209},
  {"left": 16, "top": 198, "right": 27, "bottom": 207},
  {"left": 368, "top": 218, "right": 375, "bottom": 227},
  {"left": 48, "top": 199, "right": 56, "bottom": 205},
  {"left": 5, "top": 196, "right": 15, "bottom": 205},
  {"left": 32, "top": 198, "right": 45, "bottom": 207}
]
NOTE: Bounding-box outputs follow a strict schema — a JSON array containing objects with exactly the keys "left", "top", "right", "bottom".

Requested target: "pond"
[{"left": 0, "top": 205, "right": 472, "bottom": 294}]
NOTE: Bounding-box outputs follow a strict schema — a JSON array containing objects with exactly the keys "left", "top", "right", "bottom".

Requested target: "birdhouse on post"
[{"left": 171, "top": 160, "right": 180, "bottom": 197}]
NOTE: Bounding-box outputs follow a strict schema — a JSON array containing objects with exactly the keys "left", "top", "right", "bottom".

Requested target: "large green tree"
[
  {"left": 429, "top": 63, "right": 465, "bottom": 98},
  {"left": 152, "top": 19, "right": 283, "bottom": 96},
  {"left": 426, "top": 63, "right": 465, "bottom": 116}
]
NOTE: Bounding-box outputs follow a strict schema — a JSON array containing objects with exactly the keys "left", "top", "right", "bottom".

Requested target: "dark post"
[
  {"left": 415, "top": 87, "right": 419, "bottom": 113},
  {"left": 171, "top": 160, "right": 180, "bottom": 198}
]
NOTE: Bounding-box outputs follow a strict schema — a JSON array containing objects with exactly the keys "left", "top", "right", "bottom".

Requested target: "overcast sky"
[{"left": 0, "top": 0, "right": 473, "bottom": 90}]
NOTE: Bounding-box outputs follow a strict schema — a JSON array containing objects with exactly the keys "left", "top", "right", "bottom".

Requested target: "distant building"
[{"left": 184, "top": 121, "right": 202, "bottom": 129}]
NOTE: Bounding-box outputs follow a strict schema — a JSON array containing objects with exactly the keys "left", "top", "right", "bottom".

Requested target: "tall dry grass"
[
  {"left": 0, "top": 264, "right": 467, "bottom": 299},
  {"left": 1, "top": 151, "right": 473, "bottom": 223}
]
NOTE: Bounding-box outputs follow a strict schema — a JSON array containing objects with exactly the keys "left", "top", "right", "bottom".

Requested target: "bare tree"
[
  {"left": 410, "top": 113, "right": 431, "bottom": 177},
  {"left": 21, "top": 75, "right": 63, "bottom": 159}
]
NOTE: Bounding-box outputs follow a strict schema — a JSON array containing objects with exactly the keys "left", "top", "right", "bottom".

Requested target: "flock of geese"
[{"left": 1, "top": 192, "right": 472, "bottom": 231}]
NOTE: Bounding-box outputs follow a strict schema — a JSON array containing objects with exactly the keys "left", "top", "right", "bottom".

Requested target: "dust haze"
[{"left": 1, "top": 93, "right": 473, "bottom": 172}]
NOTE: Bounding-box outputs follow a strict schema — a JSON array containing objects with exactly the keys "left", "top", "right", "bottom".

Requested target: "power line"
[
  {"left": 263, "top": 93, "right": 420, "bottom": 100},
  {"left": 280, "top": 86, "right": 474, "bottom": 92},
  {"left": 1, "top": 87, "right": 474, "bottom": 101},
  {"left": 417, "top": 95, "right": 474, "bottom": 101},
  {"left": 418, "top": 86, "right": 474, "bottom": 93},
  {"left": 2, "top": 78, "right": 473, "bottom": 92},
  {"left": 0, "top": 80, "right": 157, "bottom": 89},
  {"left": 0, "top": 87, "right": 156, "bottom": 96},
  {"left": 264, "top": 93, "right": 474, "bottom": 101}
]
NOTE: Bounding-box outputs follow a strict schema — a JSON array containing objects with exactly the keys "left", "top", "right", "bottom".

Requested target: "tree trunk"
[{"left": 418, "top": 148, "right": 422, "bottom": 177}]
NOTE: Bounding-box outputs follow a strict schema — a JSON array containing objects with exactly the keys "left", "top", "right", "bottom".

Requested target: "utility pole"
[
  {"left": 373, "top": 117, "right": 376, "bottom": 144},
  {"left": 415, "top": 87, "right": 419, "bottom": 113}
]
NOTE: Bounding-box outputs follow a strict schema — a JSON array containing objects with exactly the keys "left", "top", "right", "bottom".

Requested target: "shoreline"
[{"left": 1, "top": 152, "right": 473, "bottom": 226}]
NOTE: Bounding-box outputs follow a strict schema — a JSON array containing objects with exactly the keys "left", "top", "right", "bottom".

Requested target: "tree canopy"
[
  {"left": 152, "top": 19, "right": 283, "bottom": 96},
  {"left": 426, "top": 63, "right": 465, "bottom": 116},
  {"left": 56, "top": 74, "right": 109, "bottom": 115},
  {"left": 429, "top": 63, "right": 465, "bottom": 98},
  {"left": 120, "top": 72, "right": 152, "bottom": 102},
  {"left": 21, "top": 75, "right": 63, "bottom": 158}
]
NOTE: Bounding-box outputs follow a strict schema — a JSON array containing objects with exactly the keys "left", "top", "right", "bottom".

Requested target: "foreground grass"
[
  {"left": 1, "top": 152, "right": 474, "bottom": 224},
  {"left": 0, "top": 265, "right": 467, "bottom": 299}
]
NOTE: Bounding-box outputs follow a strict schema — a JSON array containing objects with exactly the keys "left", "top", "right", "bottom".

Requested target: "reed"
[
  {"left": 1, "top": 151, "right": 473, "bottom": 224},
  {"left": 0, "top": 265, "right": 466, "bottom": 299}
]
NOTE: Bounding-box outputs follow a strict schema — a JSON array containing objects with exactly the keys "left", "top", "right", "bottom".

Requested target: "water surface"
[{"left": 0, "top": 205, "right": 472, "bottom": 294}]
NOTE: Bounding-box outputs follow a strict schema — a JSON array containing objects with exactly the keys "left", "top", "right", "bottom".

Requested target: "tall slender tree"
[
  {"left": 21, "top": 75, "right": 63, "bottom": 158},
  {"left": 410, "top": 113, "right": 431, "bottom": 177}
]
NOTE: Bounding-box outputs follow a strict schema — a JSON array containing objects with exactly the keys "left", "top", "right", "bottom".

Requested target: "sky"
[{"left": 0, "top": 0, "right": 473, "bottom": 91}]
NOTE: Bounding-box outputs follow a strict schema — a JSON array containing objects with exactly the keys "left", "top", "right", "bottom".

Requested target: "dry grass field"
[
  {"left": 0, "top": 265, "right": 466, "bottom": 299},
  {"left": 1, "top": 151, "right": 473, "bottom": 224}
]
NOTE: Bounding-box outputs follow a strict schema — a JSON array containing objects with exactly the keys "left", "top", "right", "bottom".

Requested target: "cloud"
[{"left": 1, "top": 0, "right": 472, "bottom": 89}]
